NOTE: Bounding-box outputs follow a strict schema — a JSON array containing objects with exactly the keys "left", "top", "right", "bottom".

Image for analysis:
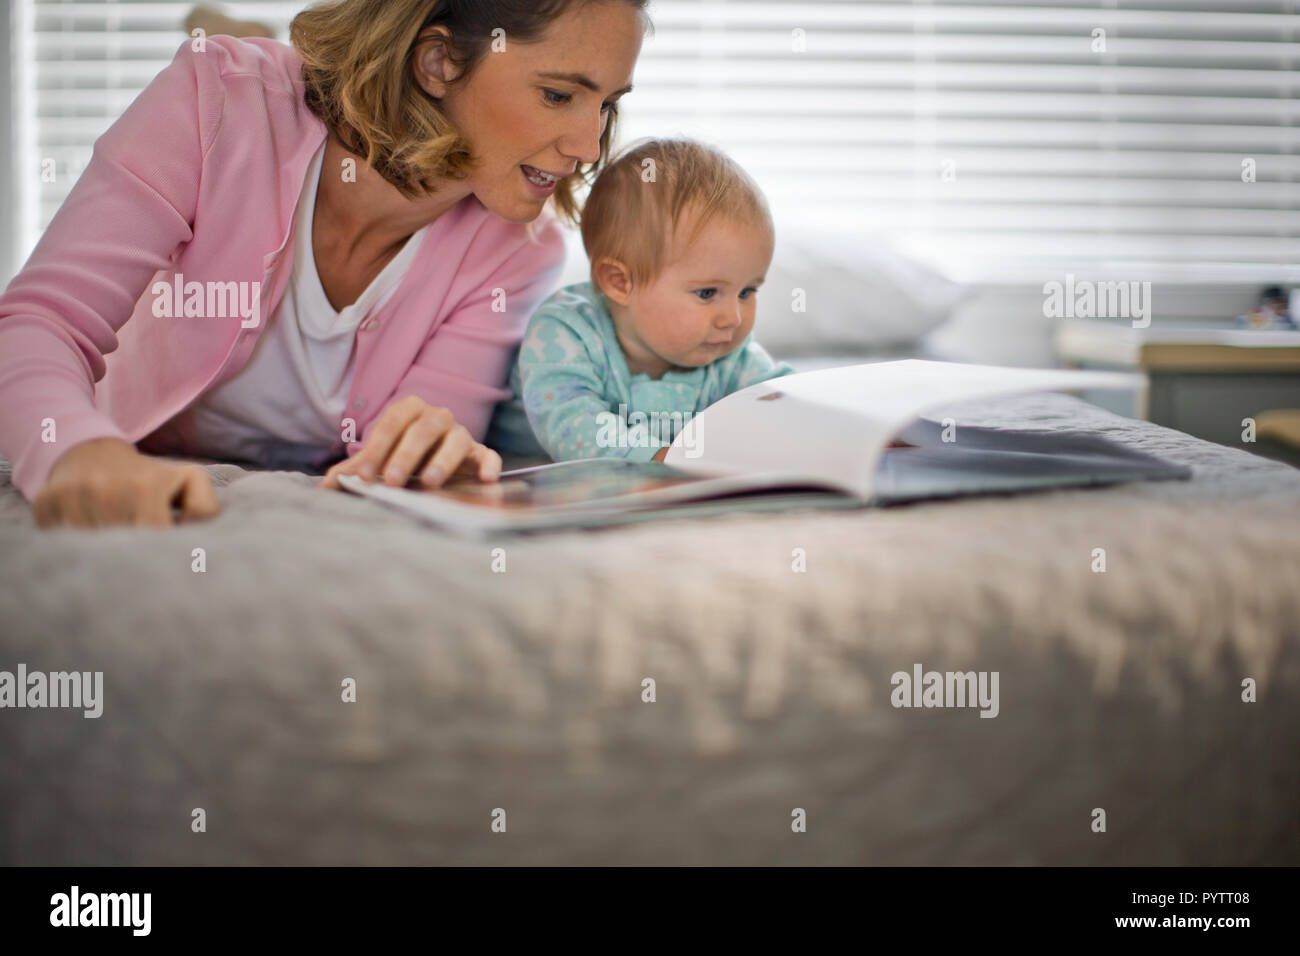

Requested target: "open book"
[{"left": 338, "top": 360, "right": 1191, "bottom": 535}]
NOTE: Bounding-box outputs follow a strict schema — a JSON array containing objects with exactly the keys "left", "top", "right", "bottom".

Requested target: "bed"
[{"left": 2, "top": 383, "right": 1296, "bottom": 866}]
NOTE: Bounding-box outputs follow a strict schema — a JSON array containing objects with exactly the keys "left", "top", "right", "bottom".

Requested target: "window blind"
[
  {"left": 12, "top": 1, "right": 1300, "bottom": 284},
  {"left": 14, "top": 0, "right": 303, "bottom": 267},
  {"left": 622, "top": 0, "right": 1300, "bottom": 283}
]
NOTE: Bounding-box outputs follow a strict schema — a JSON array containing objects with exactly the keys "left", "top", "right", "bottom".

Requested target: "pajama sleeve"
[
  {"left": 517, "top": 311, "right": 661, "bottom": 463},
  {"left": 725, "top": 339, "right": 797, "bottom": 393}
]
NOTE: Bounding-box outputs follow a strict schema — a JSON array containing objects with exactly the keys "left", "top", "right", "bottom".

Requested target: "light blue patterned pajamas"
[{"left": 486, "top": 282, "right": 794, "bottom": 462}]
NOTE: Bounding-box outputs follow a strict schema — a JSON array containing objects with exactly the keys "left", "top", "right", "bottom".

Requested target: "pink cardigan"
[{"left": 0, "top": 37, "right": 566, "bottom": 502}]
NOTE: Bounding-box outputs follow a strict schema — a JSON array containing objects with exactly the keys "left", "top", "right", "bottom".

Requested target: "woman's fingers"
[
  {"left": 177, "top": 467, "right": 220, "bottom": 522},
  {"left": 380, "top": 409, "right": 454, "bottom": 486},
  {"left": 459, "top": 443, "right": 503, "bottom": 482},
  {"left": 32, "top": 492, "right": 58, "bottom": 528},
  {"left": 30, "top": 439, "right": 222, "bottom": 530},
  {"left": 135, "top": 489, "right": 174, "bottom": 527},
  {"left": 33, "top": 487, "right": 69, "bottom": 529},
  {"left": 355, "top": 396, "right": 441, "bottom": 483},
  {"left": 317, "top": 459, "right": 350, "bottom": 490},
  {"left": 73, "top": 482, "right": 104, "bottom": 529},
  {"left": 314, "top": 397, "right": 503, "bottom": 491},
  {"left": 413, "top": 425, "right": 472, "bottom": 487}
]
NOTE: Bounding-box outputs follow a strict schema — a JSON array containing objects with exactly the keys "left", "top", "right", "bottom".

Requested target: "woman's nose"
[{"left": 559, "top": 111, "right": 605, "bottom": 166}]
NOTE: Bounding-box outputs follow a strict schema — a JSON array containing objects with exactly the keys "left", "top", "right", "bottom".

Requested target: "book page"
[
  {"left": 663, "top": 359, "right": 1143, "bottom": 498},
  {"left": 336, "top": 461, "right": 844, "bottom": 534}
]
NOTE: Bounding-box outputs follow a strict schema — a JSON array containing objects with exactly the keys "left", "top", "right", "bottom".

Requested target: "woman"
[{"left": 0, "top": 0, "right": 647, "bottom": 528}]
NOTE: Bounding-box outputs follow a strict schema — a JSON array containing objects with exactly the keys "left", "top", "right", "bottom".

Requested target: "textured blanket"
[{"left": 1, "top": 392, "right": 1297, "bottom": 864}]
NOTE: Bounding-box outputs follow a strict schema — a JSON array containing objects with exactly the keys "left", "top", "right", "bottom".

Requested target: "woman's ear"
[
  {"left": 593, "top": 257, "right": 634, "bottom": 305},
  {"left": 412, "top": 26, "right": 462, "bottom": 99}
]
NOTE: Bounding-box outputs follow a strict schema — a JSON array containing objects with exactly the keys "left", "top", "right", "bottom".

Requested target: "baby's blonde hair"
[{"left": 580, "top": 138, "right": 773, "bottom": 289}]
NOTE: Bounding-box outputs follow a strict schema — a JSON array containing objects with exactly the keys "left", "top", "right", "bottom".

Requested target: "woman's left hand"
[{"left": 317, "top": 395, "right": 502, "bottom": 491}]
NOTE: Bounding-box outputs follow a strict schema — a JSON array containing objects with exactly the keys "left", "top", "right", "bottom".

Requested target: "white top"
[{"left": 184, "top": 142, "right": 428, "bottom": 470}]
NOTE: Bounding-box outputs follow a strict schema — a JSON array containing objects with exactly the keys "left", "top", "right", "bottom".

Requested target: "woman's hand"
[
  {"left": 318, "top": 396, "right": 502, "bottom": 491},
  {"left": 33, "top": 437, "right": 220, "bottom": 529}
]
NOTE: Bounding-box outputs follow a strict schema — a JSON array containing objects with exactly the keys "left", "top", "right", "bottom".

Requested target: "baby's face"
[{"left": 617, "top": 214, "right": 774, "bottom": 376}]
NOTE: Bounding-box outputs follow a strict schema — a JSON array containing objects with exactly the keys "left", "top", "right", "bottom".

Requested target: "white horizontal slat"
[
  {"left": 761, "top": 179, "right": 1300, "bottom": 207},
  {"left": 647, "top": 2, "right": 1300, "bottom": 35},
  {"left": 24, "top": 184, "right": 1282, "bottom": 240},
  {"left": 28, "top": 112, "right": 1282, "bottom": 152},
  {"left": 889, "top": 232, "right": 1300, "bottom": 260},
  {"left": 47, "top": 146, "right": 1287, "bottom": 192},
  {"left": 719, "top": 145, "right": 1300, "bottom": 179},
  {"left": 574, "top": 88, "right": 1300, "bottom": 122},
  {"left": 43, "top": 138, "right": 1290, "bottom": 185},
  {"left": 920, "top": 259, "right": 1300, "bottom": 284},
  {"left": 619, "top": 115, "right": 1300, "bottom": 151},
  {"left": 31, "top": 1, "right": 297, "bottom": 18},
  {"left": 32, "top": 59, "right": 171, "bottom": 83},
  {"left": 632, "top": 60, "right": 1300, "bottom": 94},
  {"left": 638, "top": 31, "right": 1300, "bottom": 64},
  {"left": 36, "top": 85, "right": 1300, "bottom": 126},
  {"left": 36, "top": 32, "right": 198, "bottom": 53},
  {"left": 761, "top": 201, "right": 1300, "bottom": 232},
  {"left": 30, "top": 169, "right": 1292, "bottom": 214},
  {"left": 34, "top": 53, "right": 1296, "bottom": 96}
]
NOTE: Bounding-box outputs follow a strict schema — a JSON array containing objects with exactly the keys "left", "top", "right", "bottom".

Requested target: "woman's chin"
[
  {"left": 485, "top": 202, "right": 545, "bottom": 224},
  {"left": 475, "top": 187, "right": 549, "bottom": 224}
]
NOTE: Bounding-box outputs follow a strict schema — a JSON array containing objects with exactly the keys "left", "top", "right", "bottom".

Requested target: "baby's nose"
[{"left": 718, "top": 305, "right": 743, "bottom": 327}]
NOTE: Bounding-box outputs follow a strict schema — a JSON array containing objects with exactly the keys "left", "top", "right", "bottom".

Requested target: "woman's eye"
[
  {"left": 542, "top": 88, "right": 571, "bottom": 106},
  {"left": 601, "top": 101, "right": 617, "bottom": 114},
  {"left": 694, "top": 288, "right": 716, "bottom": 301}
]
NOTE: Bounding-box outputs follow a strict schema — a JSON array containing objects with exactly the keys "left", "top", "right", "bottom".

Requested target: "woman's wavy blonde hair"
[{"left": 290, "top": 0, "right": 650, "bottom": 224}]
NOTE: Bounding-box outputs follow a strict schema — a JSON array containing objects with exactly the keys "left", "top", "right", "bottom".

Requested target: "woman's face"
[{"left": 426, "top": 2, "right": 644, "bottom": 223}]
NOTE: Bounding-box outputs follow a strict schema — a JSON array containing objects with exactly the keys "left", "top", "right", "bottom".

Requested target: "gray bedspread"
[{"left": 1, "top": 392, "right": 1297, "bottom": 865}]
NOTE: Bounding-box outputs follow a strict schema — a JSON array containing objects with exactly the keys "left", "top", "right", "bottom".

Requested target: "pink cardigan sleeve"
[
  {"left": 347, "top": 216, "right": 567, "bottom": 453},
  {"left": 0, "top": 41, "right": 221, "bottom": 502}
]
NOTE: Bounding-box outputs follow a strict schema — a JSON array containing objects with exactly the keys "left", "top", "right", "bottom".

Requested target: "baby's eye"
[
  {"left": 542, "top": 88, "right": 571, "bottom": 106},
  {"left": 739, "top": 287, "right": 758, "bottom": 300},
  {"left": 693, "top": 288, "right": 717, "bottom": 301}
]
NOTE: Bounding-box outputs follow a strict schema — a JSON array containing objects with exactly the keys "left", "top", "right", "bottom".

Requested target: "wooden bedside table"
[{"left": 1056, "top": 318, "right": 1300, "bottom": 466}]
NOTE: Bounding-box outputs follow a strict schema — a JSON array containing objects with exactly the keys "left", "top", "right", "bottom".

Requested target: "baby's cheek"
[
  {"left": 681, "top": 329, "right": 712, "bottom": 358},
  {"left": 651, "top": 317, "right": 703, "bottom": 356}
]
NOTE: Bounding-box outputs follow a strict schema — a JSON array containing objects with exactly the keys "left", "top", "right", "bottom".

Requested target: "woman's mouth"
[{"left": 521, "top": 164, "right": 561, "bottom": 195}]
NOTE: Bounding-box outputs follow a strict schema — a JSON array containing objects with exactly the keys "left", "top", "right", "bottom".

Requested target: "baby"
[{"left": 488, "top": 138, "right": 793, "bottom": 463}]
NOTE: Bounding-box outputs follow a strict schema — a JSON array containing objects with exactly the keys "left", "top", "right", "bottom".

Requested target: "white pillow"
[
  {"left": 550, "top": 224, "right": 968, "bottom": 354},
  {"left": 755, "top": 226, "right": 969, "bottom": 354}
]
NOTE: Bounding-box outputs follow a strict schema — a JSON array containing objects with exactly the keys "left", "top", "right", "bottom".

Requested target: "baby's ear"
[{"left": 592, "top": 257, "right": 633, "bottom": 305}]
